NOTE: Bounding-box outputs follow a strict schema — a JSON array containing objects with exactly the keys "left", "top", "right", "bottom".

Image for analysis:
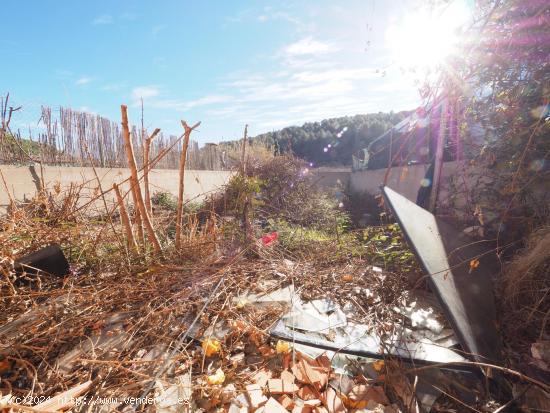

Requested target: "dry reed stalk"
[
  {"left": 134, "top": 206, "right": 145, "bottom": 245},
  {"left": 113, "top": 183, "right": 138, "bottom": 252},
  {"left": 188, "top": 214, "right": 199, "bottom": 241},
  {"left": 70, "top": 130, "right": 188, "bottom": 216},
  {"left": 240, "top": 124, "right": 248, "bottom": 175},
  {"left": 238, "top": 125, "right": 253, "bottom": 244},
  {"left": 144, "top": 128, "right": 161, "bottom": 216},
  {"left": 121, "top": 105, "right": 161, "bottom": 254},
  {"left": 175, "top": 120, "right": 201, "bottom": 249},
  {"left": 0, "top": 168, "right": 16, "bottom": 212}
]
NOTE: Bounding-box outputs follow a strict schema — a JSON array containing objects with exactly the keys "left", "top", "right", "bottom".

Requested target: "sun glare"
[{"left": 386, "top": 1, "right": 470, "bottom": 70}]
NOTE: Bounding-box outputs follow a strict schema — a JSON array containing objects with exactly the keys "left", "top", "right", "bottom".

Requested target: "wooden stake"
[
  {"left": 113, "top": 183, "right": 138, "bottom": 252},
  {"left": 144, "top": 128, "right": 161, "bottom": 215},
  {"left": 121, "top": 105, "right": 162, "bottom": 254},
  {"left": 175, "top": 120, "right": 201, "bottom": 249}
]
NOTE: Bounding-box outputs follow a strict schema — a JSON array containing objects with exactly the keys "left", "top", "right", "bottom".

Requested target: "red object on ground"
[{"left": 262, "top": 232, "right": 279, "bottom": 246}]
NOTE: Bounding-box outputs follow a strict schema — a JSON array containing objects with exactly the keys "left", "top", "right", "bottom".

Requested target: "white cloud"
[
  {"left": 207, "top": 59, "right": 417, "bottom": 134},
  {"left": 282, "top": 37, "right": 337, "bottom": 56},
  {"left": 75, "top": 76, "right": 93, "bottom": 86},
  {"left": 92, "top": 14, "right": 113, "bottom": 25},
  {"left": 102, "top": 83, "right": 124, "bottom": 92},
  {"left": 129, "top": 85, "right": 232, "bottom": 113},
  {"left": 132, "top": 85, "right": 160, "bottom": 100},
  {"left": 291, "top": 68, "right": 379, "bottom": 83},
  {"left": 257, "top": 11, "right": 302, "bottom": 27},
  {"left": 79, "top": 106, "right": 97, "bottom": 115},
  {"left": 149, "top": 95, "right": 232, "bottom": 112}
]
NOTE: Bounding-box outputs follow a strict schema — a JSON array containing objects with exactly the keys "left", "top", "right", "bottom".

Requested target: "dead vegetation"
[
  {"left": 500, "top": 226, "right": 550, "bottom": 363},
  {"left": 0, "top": 106, "right": 549, "bottom": 413}
]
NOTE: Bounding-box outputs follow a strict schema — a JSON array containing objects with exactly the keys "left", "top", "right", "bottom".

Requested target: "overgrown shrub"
[
  {"left": 151, "top": 191, "right": 177, "bottom": 211},
  {"left": 250, "top": 156, "right": 349, "bottom": 232}
]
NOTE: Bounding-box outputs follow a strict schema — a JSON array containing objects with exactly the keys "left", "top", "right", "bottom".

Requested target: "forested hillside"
[{"left": 223, "top": 111, "right": 409, "bottom": 166}]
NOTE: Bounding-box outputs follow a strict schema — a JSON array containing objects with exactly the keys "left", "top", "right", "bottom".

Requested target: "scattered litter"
[
  {"left": 256, "top": 285, "right": 295, "bottom": 304},
  {"left": 247, "top": 383, "right": 268, "bottom": 409},
  {"left": 393, "top": 301, "right": 444, "bottom": 334},
  {"left": 14, "top": 243, "right": 70, "bottom": 277},
  {"left": 271, "top": 312, "right": 467, "bottom": 366},
  {"left": 267, "top": 379, "right": 299, "bottom": 394},
  {"left": 155, "top": 373, "right": 192, "bottom": 413},
  {"left": 264, "top": 397, "right": 288, "bottom": 413}
]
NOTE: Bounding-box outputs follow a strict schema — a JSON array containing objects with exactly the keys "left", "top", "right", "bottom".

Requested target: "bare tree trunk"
[
  {"left": 113, "top": 183, "right": 138, "bottom": 252},
  {"left": 144, "top": 128, "right": 161, "bottom": 216},
  {"left": 121, "top": 105, "right": 162, "bottom": 254},
  {"left": 175, "top": 120, "right": 201, "bottom": 249}
]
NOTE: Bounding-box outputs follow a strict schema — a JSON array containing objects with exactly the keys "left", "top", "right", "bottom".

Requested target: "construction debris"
[
  {"left": 14, "top": 244, "right": 70, "bottom": 277},
  {"left": 382, "top": 186, "right": 503, "bottom": 365}
]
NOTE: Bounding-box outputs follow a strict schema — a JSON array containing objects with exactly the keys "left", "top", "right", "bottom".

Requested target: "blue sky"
[{"left": 1, "top": 1, "right": 458, "bottom": 143}]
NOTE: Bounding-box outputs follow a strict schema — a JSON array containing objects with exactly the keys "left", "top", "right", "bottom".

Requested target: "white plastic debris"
[{"left": 393, "top": 301, "right": 444, "bottom": 334}]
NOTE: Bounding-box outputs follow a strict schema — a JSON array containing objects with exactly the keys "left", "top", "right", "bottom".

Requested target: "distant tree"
[{"left": 227, "top": 112, "right": 407, "bottom": 166}]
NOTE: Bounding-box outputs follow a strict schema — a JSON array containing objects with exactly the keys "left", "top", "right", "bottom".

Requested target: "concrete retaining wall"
[
  {"left": 0, "top": 162, "right": 465, "bottom": 214},
  {"left": 312, "top": 167, "right": 350, "bottom": 189},
  {"left": 350, "top": 164, "right": 431, "bottom": 202},
  {"left": 350, "top": 161, "right": 463, "bottom": 206},
  {"left": 0, "top": 165, "right": 233, "bottom": 212}
]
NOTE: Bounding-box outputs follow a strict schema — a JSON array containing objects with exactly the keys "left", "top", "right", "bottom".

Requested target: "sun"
[{"left": 386, "top": 1, "right": 470, "bottom": 70}]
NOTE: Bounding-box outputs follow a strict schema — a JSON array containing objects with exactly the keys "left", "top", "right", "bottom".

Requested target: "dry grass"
[
  {"left": 500, "top": 226, "right": 550, "bottom": 348},
  {"left": 0, "top": 185, "right": 415, "bottom": 411},
  {"left": 1, "top": 151, "right": 546, "bottom": 412}
]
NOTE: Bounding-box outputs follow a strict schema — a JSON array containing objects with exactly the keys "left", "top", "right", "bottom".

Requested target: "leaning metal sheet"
[{"left": 382, "top": 186, "right": 502, "bottom": 364}]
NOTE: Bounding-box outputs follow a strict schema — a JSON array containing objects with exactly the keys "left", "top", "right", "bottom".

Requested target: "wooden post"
[
  {"left": 175, "top": 120, "right": 201, "bottom": 249},
  {"left": 120, "top": 105, "right": 162, "bottom": 254},
  {"left": 113, "top": 183, "right": 138, "bottom": 251},
  {"left": 144, "top": 128, "right": 161, "bottom": 215}
]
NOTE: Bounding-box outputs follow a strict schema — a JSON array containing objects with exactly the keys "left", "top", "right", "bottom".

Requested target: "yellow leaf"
[
  {"left": 342, "top": 396, "right": 368, "bottom": 409},
  {"left": 207, "top": 368, "right": 225, "bottom": 385},
  {"left": 469, "top": 259, "right": 480, "bottom": 273},
  {"left": 276, "top": 340, "right": 291, "bottom": 354},
  {"left": 235, "top": 298, "right": 248, "bottom": 309},
  {"left": 202, "top": 339, "right": 221, "bottom": 357},
  {"left": 373, "top": 360, "right": 385, "bottom": 372}
]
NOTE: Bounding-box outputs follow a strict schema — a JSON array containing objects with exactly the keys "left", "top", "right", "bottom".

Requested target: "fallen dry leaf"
[
  {"left": 202, "top": 338, "right": 221, "bottom": 357},
  {"left": 207, "top": 368, "right": 225, "bottom": 385}
]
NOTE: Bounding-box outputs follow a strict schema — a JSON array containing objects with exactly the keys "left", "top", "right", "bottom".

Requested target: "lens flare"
[{"left": 386, "top": 1, "right": 470, "bottom": 70}]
